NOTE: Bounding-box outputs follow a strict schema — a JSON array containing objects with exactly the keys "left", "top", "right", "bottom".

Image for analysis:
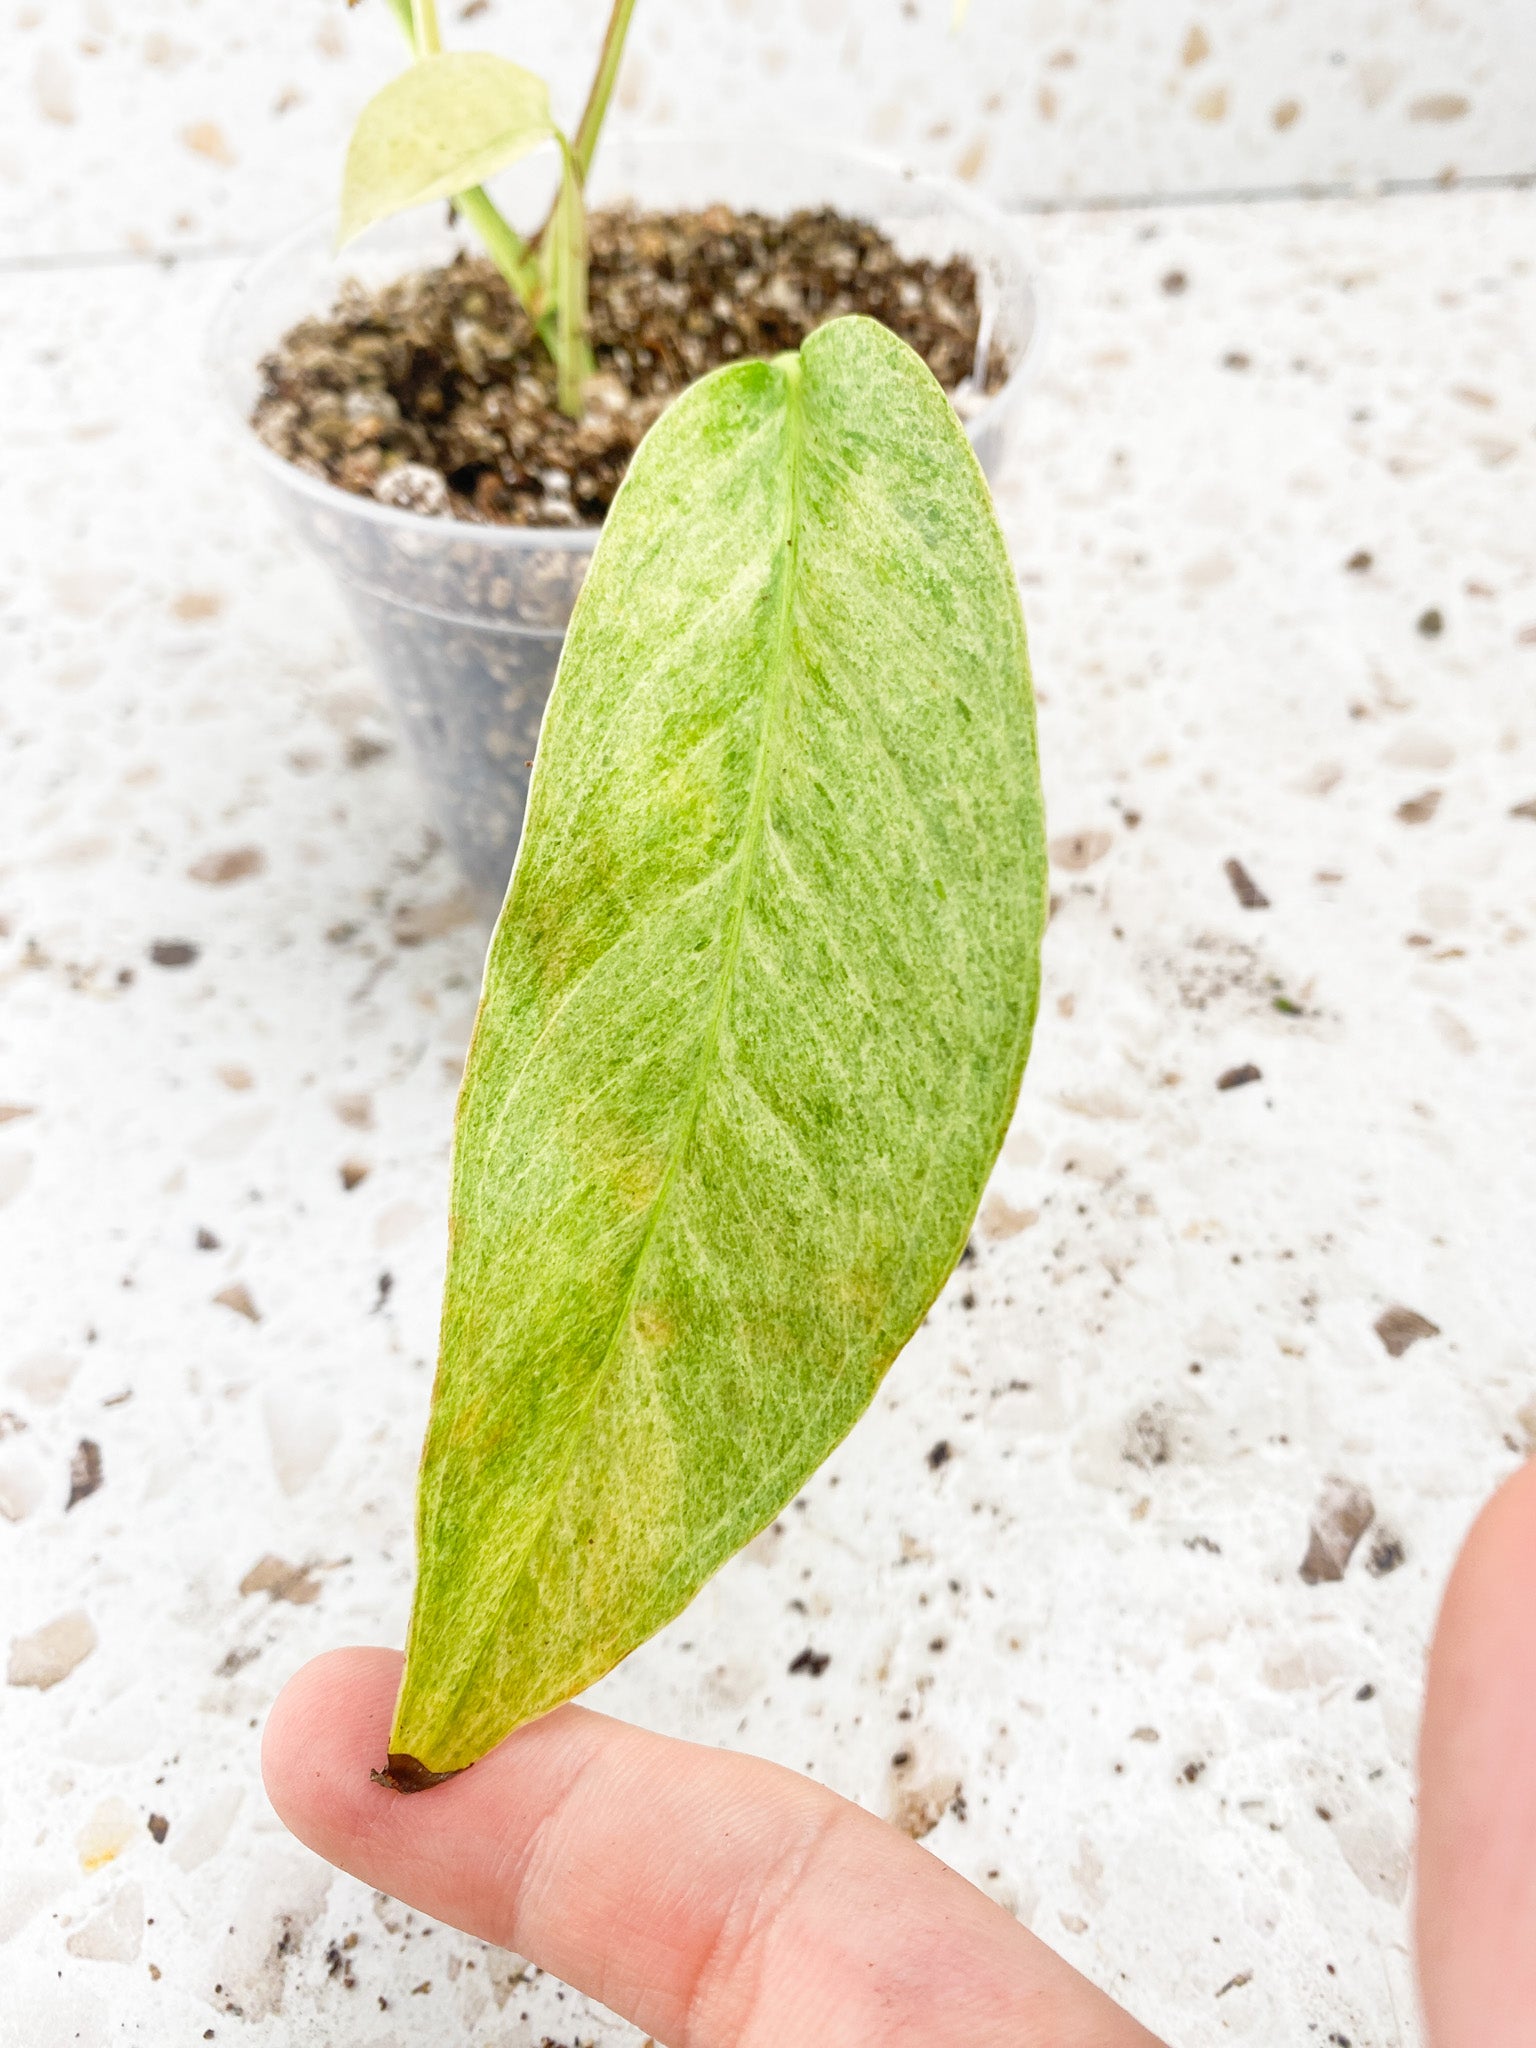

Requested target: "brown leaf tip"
[{"left": 370, "top": 1752, "right": 461, "bottom": 1795}]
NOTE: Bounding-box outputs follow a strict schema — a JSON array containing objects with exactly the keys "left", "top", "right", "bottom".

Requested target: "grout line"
[
  {"left": 1004, "top": 168, "right": 1536, "bottom": 215},
  {"left": 0, "top": 168, "right": 1531, "bottom": 277},
  {"left": 0, "top": 242, "right": 260, "bottom": 276}
]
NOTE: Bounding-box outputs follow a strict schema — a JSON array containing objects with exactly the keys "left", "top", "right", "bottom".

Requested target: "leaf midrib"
[{"left": 432, "top": 361, "right": 807, "bottom": 1733}]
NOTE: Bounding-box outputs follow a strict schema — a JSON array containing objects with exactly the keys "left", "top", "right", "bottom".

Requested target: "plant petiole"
[
  {"left": 409, "top": 0, "right": 442, "bottom": 59},
  {"left": 570, "top": 0, "right": 638, "bottom": 181},
  {"left": 457, "top": 186, "right": 555, "bottom": 348}
]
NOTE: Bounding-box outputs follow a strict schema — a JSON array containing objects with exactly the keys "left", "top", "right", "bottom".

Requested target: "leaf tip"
[{"left": 370, "top": 1751, "right": 463, "bottom": 1795}]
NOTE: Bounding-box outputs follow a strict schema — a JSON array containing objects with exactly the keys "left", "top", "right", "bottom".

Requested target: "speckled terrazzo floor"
[{"left": 2, "top": 183, "right": 1535, "bottom": 2047}]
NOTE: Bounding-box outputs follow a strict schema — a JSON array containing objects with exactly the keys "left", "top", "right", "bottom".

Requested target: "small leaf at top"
[
  {"left": 339, "top": 51, "right": 553, "bottom": 245},
  {"left": 389, "top": 316, "right": 1046, "bottom": 1779}
]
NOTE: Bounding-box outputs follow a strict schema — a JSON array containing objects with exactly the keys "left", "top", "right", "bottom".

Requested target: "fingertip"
[
  {"left": 1418, "top": 1457, "right": 1536, "bottom": 2047},
  {"left": 262, "top": 1645, "right": 404, "bottom": 1854},
  {"left": 1449, "top": 1453, "right": 1536, "bottom": 1603},
  {"left": 1425, "top": 1455, "right": 1536, "bottom": 1734},
  {"left": 257, "top": 1646, "right": 1162, "bottom": 2048}
]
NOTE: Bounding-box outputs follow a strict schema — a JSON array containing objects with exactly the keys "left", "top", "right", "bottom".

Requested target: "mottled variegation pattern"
[{"left": 393, "top": 317, "right": 1045, "bottom": 1773}]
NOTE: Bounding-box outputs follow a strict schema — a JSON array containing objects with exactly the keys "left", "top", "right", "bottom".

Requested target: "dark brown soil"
[{"left": 253, "top": 204, "right": 1006, "bottom": 528}]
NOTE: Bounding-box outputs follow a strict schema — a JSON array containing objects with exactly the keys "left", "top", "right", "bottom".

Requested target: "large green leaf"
[
  {"left": 339, "top": 51, "right": 553, "bottom": 246},
  {"left": 388, "top": 316, "right": 1046, "bottom": 1780}
]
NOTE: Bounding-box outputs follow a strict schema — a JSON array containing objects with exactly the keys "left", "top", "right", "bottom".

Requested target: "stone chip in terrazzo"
[
  {"left": 65, "top": 1437, "right": 103, "bottom": 1511},
  {"left": 75, "top": 1799, "right": 137, "bottom": 1873},
  {"left": 64, "top": 1882, "right": 144, "bottom": 1963},
  {"left": 1299, "top": 1479, "right": 1376, "bottom": 1585},
  {"left": 213, "top": 1282, "right": 260, "bottom": 1322},
  {"left": 7, "top": 1612, "right": 98, "bottom": 1691},
  {"left": 0, "top": 1447, "right": 46, "bottom": 1522},
  {"left": 238, "top": 1554, "right": 322, "bottom": 1606},
  {"left": 1374, "top": 1305, "right": 1441, "bottom": 1357}
]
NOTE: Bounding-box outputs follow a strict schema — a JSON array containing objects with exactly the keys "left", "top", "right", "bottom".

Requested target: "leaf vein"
[{"left": 441, "top": 364, "right": 807, "bottom": 1724}]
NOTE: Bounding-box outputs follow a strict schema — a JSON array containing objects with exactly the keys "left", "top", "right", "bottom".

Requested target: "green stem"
[
  {"left": 549, "top": 139, "right": 593, "bottom": 417},
  {"left": 570, "top": 0, "right": 638, "bottom": 180},
  {"left": 385, "top": 0, "right": 551, "bottom": 347},
  {"left": 458, "top": 185, "right": 556, "bottom": 351},
  {"left": 528, "top": 0, "right": 636, "bottom": 413},
  {"left": 526, "top": 0, "right": 635, "bottom": 260},
  {"left": 409, "top": 0, "right": 442, "bottom": 58}
]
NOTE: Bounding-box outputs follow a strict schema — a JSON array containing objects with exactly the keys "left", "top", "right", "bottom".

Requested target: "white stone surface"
[
  {"left": 2, "top": 86, "right": 1536, "bottom": 2048},
  {"left": 2, "top": 0, "right": 1533, "bottom": 263}
]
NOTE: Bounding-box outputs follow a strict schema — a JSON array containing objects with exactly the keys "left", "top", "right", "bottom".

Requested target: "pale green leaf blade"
[
  {"left": 391, "top": 315, "right": 1045, "bottom": 1778},
  {"left": 339, "top": 52, "right": 553, "bottom": 244}
]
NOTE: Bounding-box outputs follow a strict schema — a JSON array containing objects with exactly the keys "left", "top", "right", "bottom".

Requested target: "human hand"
[
  {"left": 264, "top": 1648, "right": 1163, "bottom": 2046},
  {"left": 262, "top": 1457, "right": 1536, "bottom": 2048}
]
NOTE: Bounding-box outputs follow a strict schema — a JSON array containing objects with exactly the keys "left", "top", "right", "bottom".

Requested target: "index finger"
[{"left": 263, "top": 1647, "right": 1163, "bottom": 2048}]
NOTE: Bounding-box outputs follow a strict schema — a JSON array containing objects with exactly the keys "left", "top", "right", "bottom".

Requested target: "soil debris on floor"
[{"left": 253, "top": 205, "right": 1006, "bottom": 527}]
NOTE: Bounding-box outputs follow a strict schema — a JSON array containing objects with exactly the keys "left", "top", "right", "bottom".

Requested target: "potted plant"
[{"left": 211, "top": 0, "right": 1040, "bottom": 910}]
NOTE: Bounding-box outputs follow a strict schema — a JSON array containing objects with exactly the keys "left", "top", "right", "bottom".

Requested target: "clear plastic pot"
[{"left": 211, "top": 132, "right": 1042, "bottom": 913}]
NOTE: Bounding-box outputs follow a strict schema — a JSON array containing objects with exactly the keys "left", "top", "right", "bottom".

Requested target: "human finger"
[
  {"left": 1417, "top": 1456, "right": 1536, "bottom": 2047},
  {"left": 263, "top": 1646, "right": 1163, "bottom": 2048}
]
